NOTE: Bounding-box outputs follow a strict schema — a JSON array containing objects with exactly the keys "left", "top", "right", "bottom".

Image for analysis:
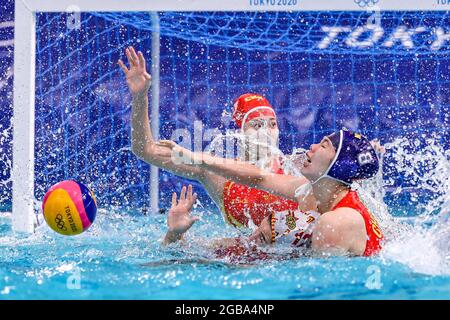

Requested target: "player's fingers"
[
  {"left": 189, "top": 216, "right": 200, "bottom": 227},
  {"left": 126, "top": 48, "right": 136, "bottom": 67},
  {"left": 155, "top": 142, "right": 164, "bottom": 150},
  {"left": 156, "top": 140, "right": 174, "bottom": 149},
  {"left": 117, "top": 60, "right": 129, "bottom": 74},
  {"left": 187, "top": 185, "right": 193, "bottom": 201},
  {"left": 144, "top": 72, "right": 152, "bottom": 81},
  {"left": 180, "top": 186, "right": 187, "bottom": 201},
  {"left": 190, "top": 193, "right": 198, "bottom": 207},
  {"left": 138, "top": 51, "right": 146, "bottom": 69},
  {"left": 171, "top": 192, "right": 177, "bottom": 207},
  {"left": 129, "top": 47, "right": 140, "bottom": 66}
]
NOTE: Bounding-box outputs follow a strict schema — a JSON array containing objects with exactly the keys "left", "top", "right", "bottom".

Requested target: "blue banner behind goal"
[{"left": 1, "top": 10, "right": 449, "bottom": 214}]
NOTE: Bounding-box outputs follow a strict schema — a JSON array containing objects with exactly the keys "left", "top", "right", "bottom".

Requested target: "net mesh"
[{"left": 2, "top": 10, "right": 450, "bottom": 212}]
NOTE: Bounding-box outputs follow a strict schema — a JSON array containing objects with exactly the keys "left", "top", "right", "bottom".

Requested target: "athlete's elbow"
[
  {"left": 131, "top": 142, "right": 145, "bottom": 158},
  {"left": 131, "top": 142, "right": 154, "bottom": 160}
]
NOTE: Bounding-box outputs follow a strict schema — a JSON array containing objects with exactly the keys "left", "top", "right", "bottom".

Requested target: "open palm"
[
  {"left": 167, "top": 185, "right": 199, "bottom": 235},
  {"left": 118, "top": 46, "right": 151, "bottom": 97}
]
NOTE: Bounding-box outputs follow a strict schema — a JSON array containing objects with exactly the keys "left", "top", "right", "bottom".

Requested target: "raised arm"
[{"left": 118, "top": 46, "right": 205, "bottom": 181}]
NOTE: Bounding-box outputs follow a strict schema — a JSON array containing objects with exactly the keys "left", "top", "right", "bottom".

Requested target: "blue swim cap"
[{"left": 322, "top": 129, "right": 379, "bottom": 185}]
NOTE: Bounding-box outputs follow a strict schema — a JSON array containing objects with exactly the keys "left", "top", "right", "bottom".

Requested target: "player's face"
[
  {"left": 244, "top": 116, "right": 278, "bottom": 133},
  {"left": 300, "top": 136, "right": 336, "bottom": 182},
  {"left": 247, "top": 215, "right": 272, "bottom": 245},
  {"left": 243, "top": 116, "right": 279, "bottom": 147}
]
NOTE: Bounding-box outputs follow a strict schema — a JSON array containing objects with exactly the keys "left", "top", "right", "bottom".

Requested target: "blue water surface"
[{"left": 1, "top": 208, "right": 449, "bottom": 300}]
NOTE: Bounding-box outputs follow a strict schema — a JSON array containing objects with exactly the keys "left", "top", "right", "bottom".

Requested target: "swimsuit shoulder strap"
[{"left": 332, "top": 190, "right": 359, "bottom": 211}]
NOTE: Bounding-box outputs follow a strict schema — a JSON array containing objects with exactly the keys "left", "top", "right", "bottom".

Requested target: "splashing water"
[
  {"left": 208, "top": 129, "right": 450, "bottom": 276},
  {"left": 206, "top": 127, "right": 308, "bottom": 175},
  {"left": 0, "top": 122, "right": 12, "bottom": 207},
  {"left": 206, "top": 130, "right": 282, "bottom": 167},
  {"left": 385, "top": 135, "right": 450, "bottom": 219},
  {"left": 1, "top": 122, "right": 449, "bottom": 298},
  {"left": 357, "top": 136, "right": 450, "bottom": 276}
]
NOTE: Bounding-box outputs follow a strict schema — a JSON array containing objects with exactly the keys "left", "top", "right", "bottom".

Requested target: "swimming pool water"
[{"left": 1, "top": 208, "right": 449, "bottom": 300}]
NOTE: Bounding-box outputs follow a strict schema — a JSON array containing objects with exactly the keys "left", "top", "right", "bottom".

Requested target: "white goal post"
[{"left": 12, "top": 0, "right": 442, "bottom": 233}]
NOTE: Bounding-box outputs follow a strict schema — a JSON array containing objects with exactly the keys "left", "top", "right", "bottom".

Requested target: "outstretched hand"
[
  {"left": 157, "top": 140, "right": 180, "bottom": 151},
  {"left": 118, "top": 46, "right": 151, "bottom": 97},
  {"left": 167, "top": 185, "right": 199, "bottom": 236},
  {"left": 157, "top": 140, "right": 198, "bottom": 165}
]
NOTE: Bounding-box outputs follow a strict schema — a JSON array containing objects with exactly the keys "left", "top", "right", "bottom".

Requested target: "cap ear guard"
[{"left": 317, "top": 129, "right": 380, "bottom": 185}]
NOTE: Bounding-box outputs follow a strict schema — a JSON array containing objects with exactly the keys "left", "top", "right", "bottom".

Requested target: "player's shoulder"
[
  {"left": 318, "top": 207, "right": 365, "bottom": 230},
  {"left": 314, "top": 208, "right": 367, "bottom": 255}
]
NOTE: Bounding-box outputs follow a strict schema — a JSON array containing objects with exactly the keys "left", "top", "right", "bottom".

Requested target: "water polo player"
[
  {"left": 159, "top": 129, "right": 383, "bottom": 257},
  {"left": 118, "top": 46, "right": 303, "bottom": 228}
]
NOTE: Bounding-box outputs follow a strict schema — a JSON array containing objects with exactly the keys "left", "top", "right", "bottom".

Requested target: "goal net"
[{"left": 6, "top": 1, "right": 450, "bottom": 232}]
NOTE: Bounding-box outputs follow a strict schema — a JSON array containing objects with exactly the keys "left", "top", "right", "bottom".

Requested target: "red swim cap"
[{"left": 232, "top": 93, "right": 276, "bottom": 129}]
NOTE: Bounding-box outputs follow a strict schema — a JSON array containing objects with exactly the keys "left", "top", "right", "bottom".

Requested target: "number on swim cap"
[{"left": 357, "top": 151, "right": 374, "bottom": 166}]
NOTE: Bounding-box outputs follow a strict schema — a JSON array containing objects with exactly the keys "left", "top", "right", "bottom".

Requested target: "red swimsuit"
[
  {"left": 332, "top": 191, "right": 383, "bottom": 256},
  {"left": 221, "top": 163, "right": 298, "bottom": 227}
]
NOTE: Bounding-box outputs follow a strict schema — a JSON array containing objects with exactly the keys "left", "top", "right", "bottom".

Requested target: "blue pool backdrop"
[{"left": 0, "top": 0, "right": 449, "bottom": 216}]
